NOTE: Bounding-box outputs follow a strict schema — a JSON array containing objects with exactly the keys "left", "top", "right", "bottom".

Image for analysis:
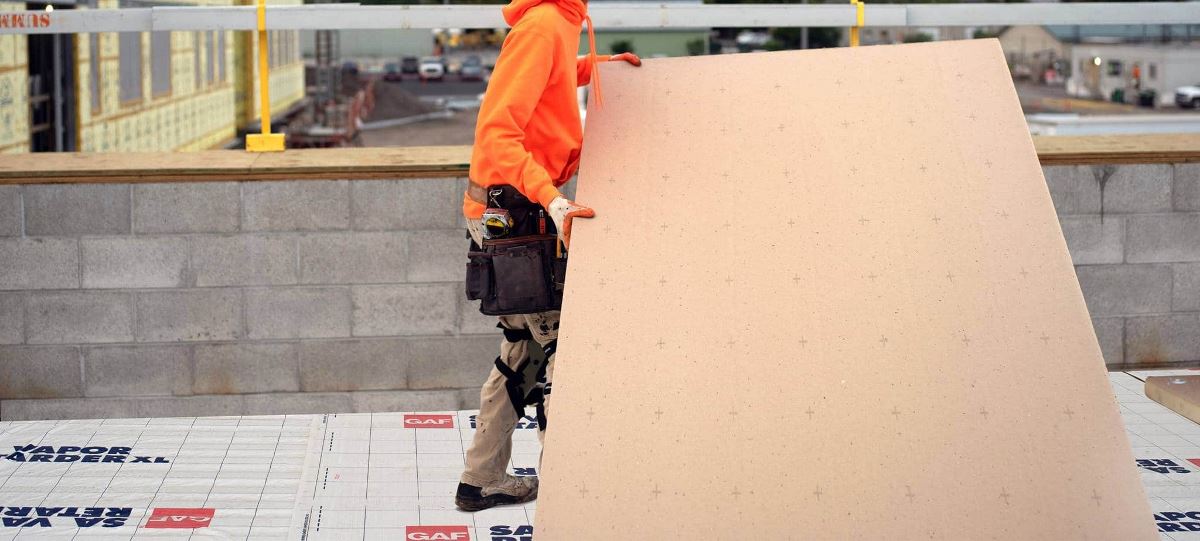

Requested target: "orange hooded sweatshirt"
[{"left": 463, "top": 0, "right": 610, "bottom": 218}]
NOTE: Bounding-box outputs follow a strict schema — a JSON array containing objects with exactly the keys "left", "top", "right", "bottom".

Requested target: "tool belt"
[{"left": 465, "top": 185, "right": 567, "bottom": 316}]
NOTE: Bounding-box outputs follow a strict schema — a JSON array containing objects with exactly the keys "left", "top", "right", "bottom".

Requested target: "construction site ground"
[{"left": 0, "top": 373, "right": 1196, "bottom": 539}]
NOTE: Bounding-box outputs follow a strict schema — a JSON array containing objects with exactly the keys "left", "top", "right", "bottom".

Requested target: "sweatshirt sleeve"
[
  {"left": 576, "top": 54, "right": 612, "bottom": 86},
  {"left": 469, "top": 30, "right": 562, "bottom": 211}
]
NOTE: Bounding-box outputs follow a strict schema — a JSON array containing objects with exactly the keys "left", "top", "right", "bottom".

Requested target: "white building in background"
[{"left": 1066, "top": 43, "right": 1200, "bottom": 106}]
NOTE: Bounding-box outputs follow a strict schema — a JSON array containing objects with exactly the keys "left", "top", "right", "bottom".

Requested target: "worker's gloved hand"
[
  {"left": 610, "top": 52, "right": 642, "bottom": 67},
  {"left": 547, "top": 196, "right": 595, "bottom": 250},
  {"left": 466, "top": 218, "right": 484, "bottom": 247}
]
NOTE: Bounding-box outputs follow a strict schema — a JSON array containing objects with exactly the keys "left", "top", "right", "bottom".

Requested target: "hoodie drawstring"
[{"left": 585, "top": 14, "right": 602, "bottom": 107}]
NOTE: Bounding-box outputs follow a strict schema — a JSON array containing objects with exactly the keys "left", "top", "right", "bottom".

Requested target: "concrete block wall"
[
  {"left": 1047, "top": 163, "right": 1200, "bottom": 368},
  {"left": 0, "top": 179, "right": 498, "bottom": 421},
  {"left": 0, "top": 163, "right": 1196, "bottom": 420}
]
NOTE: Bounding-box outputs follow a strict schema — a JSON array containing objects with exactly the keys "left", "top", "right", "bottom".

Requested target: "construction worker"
[{"left": 454, "top": 0, "right": 641, "bottom": 512}]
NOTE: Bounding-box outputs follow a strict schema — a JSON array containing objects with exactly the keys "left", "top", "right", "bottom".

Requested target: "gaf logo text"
[
  {"left": 406, "top": 525, "right": 470, "bottom": 540},
  {"left": 404, "top": 414, "right": 455, "bottom": 429},
  {"left": 144, "top": 508, "right": 215, "bottom": 529}
]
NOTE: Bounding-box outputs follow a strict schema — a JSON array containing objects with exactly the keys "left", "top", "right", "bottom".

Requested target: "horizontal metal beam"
[
  {"left": 1, "top": 2, "right": 1198, "bottom": 35},
  {"left": 905, "top": 2, "right": 1200, "bottom": 26}
]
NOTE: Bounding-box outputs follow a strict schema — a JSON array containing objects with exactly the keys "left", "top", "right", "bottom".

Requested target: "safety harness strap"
[
  {"left": 499, "top": 323, "right": 534, "bottom": 343},
  {"left": 532, "top": 340, "right": 556, "bottom": 431},
  {"left": 493, "top": 356, "right": 529, "bottom": 419},
  {"left": 492, "top": 337, "right": 557, "bottom": 431}
]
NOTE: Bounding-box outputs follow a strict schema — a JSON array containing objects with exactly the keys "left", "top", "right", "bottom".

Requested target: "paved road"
[{"left": 377, "top": 77, "right": 487, "bottom": 97}]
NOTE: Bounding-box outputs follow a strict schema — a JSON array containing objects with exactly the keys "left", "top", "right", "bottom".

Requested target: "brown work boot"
[{"left": 454, "top": 474, "right": 538, "bottom": 512}]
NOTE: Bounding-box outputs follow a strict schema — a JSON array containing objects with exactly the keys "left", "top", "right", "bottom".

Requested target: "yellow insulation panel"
[{"left": 0, "top": 2, "right": 30, "bottom": 153}]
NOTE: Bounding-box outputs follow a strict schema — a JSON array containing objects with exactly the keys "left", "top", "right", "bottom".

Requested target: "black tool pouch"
[{"left": 466, "top": 235, "right": 564, "bottom": 316}]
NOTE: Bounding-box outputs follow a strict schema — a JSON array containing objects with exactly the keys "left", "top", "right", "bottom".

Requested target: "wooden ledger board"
[{"left": 536, "top": 40, "right": 1155, "bottom": 539}]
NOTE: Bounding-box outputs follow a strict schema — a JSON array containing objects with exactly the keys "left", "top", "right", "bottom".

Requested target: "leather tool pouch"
[{"left": 467, "top": 235, "right": 564, "bottom": 315}]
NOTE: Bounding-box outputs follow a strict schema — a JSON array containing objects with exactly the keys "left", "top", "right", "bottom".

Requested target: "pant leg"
[
  {"left": 461, "top": 315, "right": 529, "bottom": 487},
  {"left": 523, "top": 311, "right": 560, "bottom": 446}
]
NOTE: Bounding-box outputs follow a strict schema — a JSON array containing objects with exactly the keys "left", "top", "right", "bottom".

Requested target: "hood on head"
[{"left": 503, "top": 0, "right": 587, "bottom": 26}]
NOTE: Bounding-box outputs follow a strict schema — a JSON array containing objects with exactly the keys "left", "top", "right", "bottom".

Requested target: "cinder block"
[
  {"left": 407, "top": 336, "right": 499, "bottom": 390},
  {"left": 242, "top": 181, "right": 350, "bottom": 232},
  {"left": 1126, "top": 215, "right": 1200, "bottom": 263},
  {"left": 191, "top": 234, "right": 297, "bottom": 287},
  {"left": 407, "top": 230, "right": 467, "bottom": 282},
  {"left": 0, "top": 346, "right": 82, "bottom": 399},
  {"left": 244, "top": 287, "right": 351, "bottom": 339},
  {"left": 81, "top": 236, "right": 189, "bottom": 289},
  {"left": 0, "top": 238, "right": 79, "bottom": 290},
  {"left": 1175, "top": 263, "right": 1200, "bottom": 312},
  {"left": 0, "top": 292, "right": 22, "bottom": 344},
  {"left": 1101, "top": 164, "right": 1173, "bottom": 213},
  {"left": 27, "top": 291, "right": 134, "bottom": 344},
  {"left": 24, "top": 184, "right": 130, "bottom": 236},
  {"left": 1075, "top": 264, "right": 1172, "bottom": 316},
  {"left": 133, "top": 182, "right": 239, "bottom": 233},
  {"left": 0, "top": 397, "right": 139, "bottom": 421},
  {"left": 299, "top": 339, "right": 408, "bottom": 392},
  {"left": 0, "top": 186, "right": 19, "bottom": 237},
  {"left": 350, "top": 390, "right": 461, "bottom": 413},
  {"left": 133, "top": 394, "right": 246, "bottom": 419},
  {"left": 456, "top": 387, "right": 481, "bottom": 410},
  {"left": 351, "top": 179, "right": 461, "bottom": 230},
  {"left": 1059, "top": 216, "right": 1123, "bottom": 265},
  {"left": 135, "top": 290, "right": 242, "bottom": 342},
  {"left": 84, "top": 345, "right": 191, "bottom": 397},
  {"left": 1126, "top": 313, "right": 1200, "bottom": 366},
  {"left": 241, "top": 392, "right": 353, "bottom": 416},
  {"left": 1175, "top": 164, "right": 1200, "bottom": 211},
  {"left": 1042, "top": 166, "right": 1100, "bottom": 215},
  {"left": 458, "top": 288, "right": 500, "bottom": 335},
  {"left": 455, "top": 178, "right": 469, "bottom": 230},
  {"left": 351, "top": 284, "right": 457, "bottom": 337},
  {"left": 1091, "top": 317, "right": 1123, "bottom": 367},
  {"left": 299, "top": 232, "right": 407, "bottom": 284},
  {"left": 193, "top": 342, "right": 299, "bottom": 395}
]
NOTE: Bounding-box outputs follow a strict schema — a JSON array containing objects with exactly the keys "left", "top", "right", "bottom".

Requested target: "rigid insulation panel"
[{"left": 535, "top": 39, "right": 1155, "bottom": 540}]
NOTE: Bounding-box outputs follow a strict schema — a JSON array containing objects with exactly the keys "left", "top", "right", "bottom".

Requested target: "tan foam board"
[
  {"left": 536, "top": 40, "right": 1155, "bottom": 540},
  {"left": 1147, "top": 375, "right": 1200, "bottom": 425}
]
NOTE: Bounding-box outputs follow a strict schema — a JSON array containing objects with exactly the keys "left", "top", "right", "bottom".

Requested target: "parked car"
[
  {"left": 460, "top": 55, "right": 484, "bottom": 82},
  {"left": 1176, "top": 83, "right": 1200, "bottom": 109},
  {"left": 383, "top": 62, "right": 402, "bottom": 82},
  {"left": 401, "top": 56, "right": 420, "bottom": 75},
  {"left": 419, "top": 56, "right": 446, "bottom": 81}
]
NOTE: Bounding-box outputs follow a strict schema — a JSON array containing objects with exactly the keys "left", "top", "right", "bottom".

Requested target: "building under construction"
[{"left": 0, "top": 0, "right": 303, "bottom": 154}]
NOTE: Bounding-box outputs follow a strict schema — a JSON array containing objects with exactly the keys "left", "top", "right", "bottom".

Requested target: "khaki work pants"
[{"left": 461, "top": 311, "right": 559, "bottom": 487}]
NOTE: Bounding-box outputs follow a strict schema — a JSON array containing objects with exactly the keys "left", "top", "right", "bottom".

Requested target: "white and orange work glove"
[
  {"left": 547, "top": 196, "right": 595, "bottom": 250},
  {"left": 610, "top": 52, "right": 642, "bottom": 67}
]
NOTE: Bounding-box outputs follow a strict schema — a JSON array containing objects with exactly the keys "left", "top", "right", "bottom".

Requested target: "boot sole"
[{"left": 454, "top": 489, "right": 538, "bottom": 512}]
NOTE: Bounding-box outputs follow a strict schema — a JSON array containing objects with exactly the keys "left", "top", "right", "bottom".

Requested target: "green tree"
[
  {"left": 686, "top": 38, "right": 706, "bottom": 56},
  {"left": 610, "top": 40, "right": 635, "bottom": 55},
  {"left": 770, "top": 26, "right": 842, "bottom": 49}
]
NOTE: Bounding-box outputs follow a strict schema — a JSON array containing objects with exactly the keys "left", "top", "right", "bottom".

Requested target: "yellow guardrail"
[{"left": 244, "top": 0, "right": 285, "bottom": 152}]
